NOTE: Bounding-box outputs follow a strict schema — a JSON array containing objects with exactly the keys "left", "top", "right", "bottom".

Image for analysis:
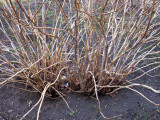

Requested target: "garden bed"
[{"left": 0, "top": 75, "right": 160, "bottom": 120}]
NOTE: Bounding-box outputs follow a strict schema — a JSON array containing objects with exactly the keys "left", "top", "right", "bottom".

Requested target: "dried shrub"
[{"left": 0, "top": 0, "right": 160, "bottom": 119}]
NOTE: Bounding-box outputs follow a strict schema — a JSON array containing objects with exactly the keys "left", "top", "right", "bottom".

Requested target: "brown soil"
[{"left": 0, "top": 74, "right": 160, "bottom": 120}]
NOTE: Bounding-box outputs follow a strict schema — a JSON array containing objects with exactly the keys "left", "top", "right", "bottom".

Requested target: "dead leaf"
[
  {"left": 8, "top": 109, "right": 13, "bottom": 113},
  {"left": 110, "top": 91, "right": 117, "bottom": 97}
]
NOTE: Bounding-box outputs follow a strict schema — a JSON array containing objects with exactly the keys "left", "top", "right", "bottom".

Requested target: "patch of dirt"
[{"left": 0, "top": 75, "right": 160, "bottom": 120}]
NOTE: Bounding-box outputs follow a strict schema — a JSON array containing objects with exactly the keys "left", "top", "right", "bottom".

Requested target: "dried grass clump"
[{"left": 0, "top": 0, "right": 160, "bottom": 119}]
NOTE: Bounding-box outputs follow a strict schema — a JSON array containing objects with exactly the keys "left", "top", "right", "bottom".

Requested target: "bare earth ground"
[{"left": 0, "top": 74, "right": 160, "bottom": 120}]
